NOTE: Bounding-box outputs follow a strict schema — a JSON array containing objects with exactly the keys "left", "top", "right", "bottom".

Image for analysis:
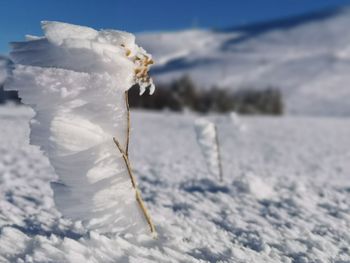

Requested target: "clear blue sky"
[{"left": 1, "top": 0, "right": 350, "bottom": 54}]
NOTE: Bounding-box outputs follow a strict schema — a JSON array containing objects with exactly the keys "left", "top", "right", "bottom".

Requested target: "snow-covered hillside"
[
  {"left": 137, "top": 7, "right": 350, "bottom": 116},
  {"left": 1, "top": 106, "right": 350, "bottom": 262}
]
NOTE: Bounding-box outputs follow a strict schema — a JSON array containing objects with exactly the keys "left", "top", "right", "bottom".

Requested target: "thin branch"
[
  {"left": 112, "top": 90, "right": 156, "bottom": 235},
  {"left": 214, "top": 125, "right": 223, "bottom": 182},
  {"left": 113, "top": 137, "right": 136, "bottom": 188},
  {"left": 113, "top": 136, "right": 156, "bottom": 235},
  {"left": 135, "top": 189, "right": 157, "bottom": 234},
  {"left": 125, "top": 91, "right": 130, "bottom": 156}
]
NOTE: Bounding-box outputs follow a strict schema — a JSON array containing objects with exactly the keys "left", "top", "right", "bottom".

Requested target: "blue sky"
[{"left": 1, "top": 0, "right": 350, "bottom": 53}]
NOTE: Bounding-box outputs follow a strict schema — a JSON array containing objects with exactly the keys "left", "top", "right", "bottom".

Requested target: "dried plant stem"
[
  {"left": 214, "top": 125, "right": 223, "bottom": 182},
  {"left": 112, "top": 91, "right": 156, "bottom": 235},
  {"left": 125, "top": 91, "right": 130, "bottom": 156},
  {"left": 113, "top": 137, "right": 136, "bottom": 187}
]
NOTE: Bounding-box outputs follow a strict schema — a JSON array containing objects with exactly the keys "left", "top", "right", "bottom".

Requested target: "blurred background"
[
  {"left": 2, "top": 2, "right": 350, "bottom": 261},
  {"left": 1, "top": 0, "right": 350, "bottom": 115}
]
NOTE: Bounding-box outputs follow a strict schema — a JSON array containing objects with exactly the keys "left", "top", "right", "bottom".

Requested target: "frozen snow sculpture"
[
  {"left": 5, "top": 21, "right": 156, "bottom": 236},
  {"left": 194, "top": 118, "right": 223, "bottom": 181},
  {"left": 230, "top": 112, "right": 246, "bottom": 132}
]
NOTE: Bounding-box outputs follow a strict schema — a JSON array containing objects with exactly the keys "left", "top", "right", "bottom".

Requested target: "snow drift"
[{"left": 5, "top": 21, "right": 155, "bottom": 235}]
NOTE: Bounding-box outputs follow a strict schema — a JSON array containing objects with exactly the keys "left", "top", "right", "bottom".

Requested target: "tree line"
[{"left": 129, "top": 76, "right": 283, "bottom": 115}]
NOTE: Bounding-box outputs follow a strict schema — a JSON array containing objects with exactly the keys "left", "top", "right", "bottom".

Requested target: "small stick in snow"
[
  {"left": 113, "top": 90, "right": 156, "bottom": 236},
  {"left": 214, "top": 125, "right": 224, "bottom": 182},
  {"left": 125, "top": 91, "right": 130, "bottom": 156}
]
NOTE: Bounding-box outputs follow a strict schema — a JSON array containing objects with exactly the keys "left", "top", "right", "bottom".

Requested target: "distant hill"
[{"left": 137, "top": 6, "right": 350, "bottom": 116}]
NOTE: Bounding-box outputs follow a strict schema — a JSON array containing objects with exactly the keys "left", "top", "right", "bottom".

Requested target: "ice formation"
[
  {"left": 5, "top": 21, "right": 155, "bottom": 235},
  {"left": 230, "top": 112, "right": 246, "bottom": 132},
  {"left": 194, "top": 118, "right": 223, "bottom": 181}
]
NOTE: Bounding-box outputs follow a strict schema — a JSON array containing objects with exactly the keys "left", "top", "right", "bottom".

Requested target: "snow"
[
  {"left": 1, "top": 12, "right": 350, "bottom": 263},
  {"left": 230, "top": 112, "right": 247, "bottom": 132},
  {"left": 1, "top": 106, "right": 350, "bottom": 262},
  {"left": 137, "top": 7, "right": 350, "bottom": 116},
  {"left": 10, "top": 21, "right": 155, "bottom": 94},
  {"left": 5, "top": 21, "right": 157, "bottom": 236},
  {"left": 194, "top": 118, "right": 222, "bottom": 181}
]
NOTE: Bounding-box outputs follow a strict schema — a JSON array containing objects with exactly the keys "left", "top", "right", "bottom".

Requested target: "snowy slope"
[
  {"left": 1, "top": 106, "right": 350, "bottom": 262},
  {"left": 137, "top": 7, "right": 350, "bottom": 116}
]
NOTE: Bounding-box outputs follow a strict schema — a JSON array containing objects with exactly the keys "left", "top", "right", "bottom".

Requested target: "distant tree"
[
  {"left": 233, "top": 88, "right": 283, "bottom": 115},
  {"left": 0, "top": 85, "right": 21, "bottom": 104}
]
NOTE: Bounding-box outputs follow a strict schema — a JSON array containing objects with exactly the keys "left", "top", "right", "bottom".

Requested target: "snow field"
[{"left": 1, "top": 106, "right": 350, "bottom": 262}]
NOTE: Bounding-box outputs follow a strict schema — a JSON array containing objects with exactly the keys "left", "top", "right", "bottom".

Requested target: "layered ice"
[
  {"left": 5, "top": 21, "right": 155, "bottom": 235},
  {"left": 194, "top": 118, "right": 222, "bottom": 181}
]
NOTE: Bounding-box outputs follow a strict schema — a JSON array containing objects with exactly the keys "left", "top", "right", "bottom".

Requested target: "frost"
[
  {"left": 10, "top": 21, "right": 155, "bottom": 94},
  {"left": 5, "top": 22, "right": 156, "bottom": 235},
  {"left": 194, "top": 118, "right": 223, "bottom": 181},
  {"left": 230, "top": 112, "right": 246, "bottom": 132}
]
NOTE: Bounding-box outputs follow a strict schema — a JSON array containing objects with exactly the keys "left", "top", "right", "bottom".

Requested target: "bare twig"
[
  {"left": 113, "top": 137, "right": 136, "bottom": 187},
  {"left": 214, "top": 125, "right": 223, "bottom": 182},
  {"left": 112, "top": 90, "right": 156, "bottom": 235},
  {"left": 125, "top": 91, "right": 130, "bottom": 156}
]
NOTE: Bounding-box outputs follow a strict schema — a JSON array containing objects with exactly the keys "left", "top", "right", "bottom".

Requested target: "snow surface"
[
  {"left": 137, "top": 7, "right": 350, "bottom": 116},
  {"left": 1, "top": 105, "right": 350, "bottom": 262}
]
